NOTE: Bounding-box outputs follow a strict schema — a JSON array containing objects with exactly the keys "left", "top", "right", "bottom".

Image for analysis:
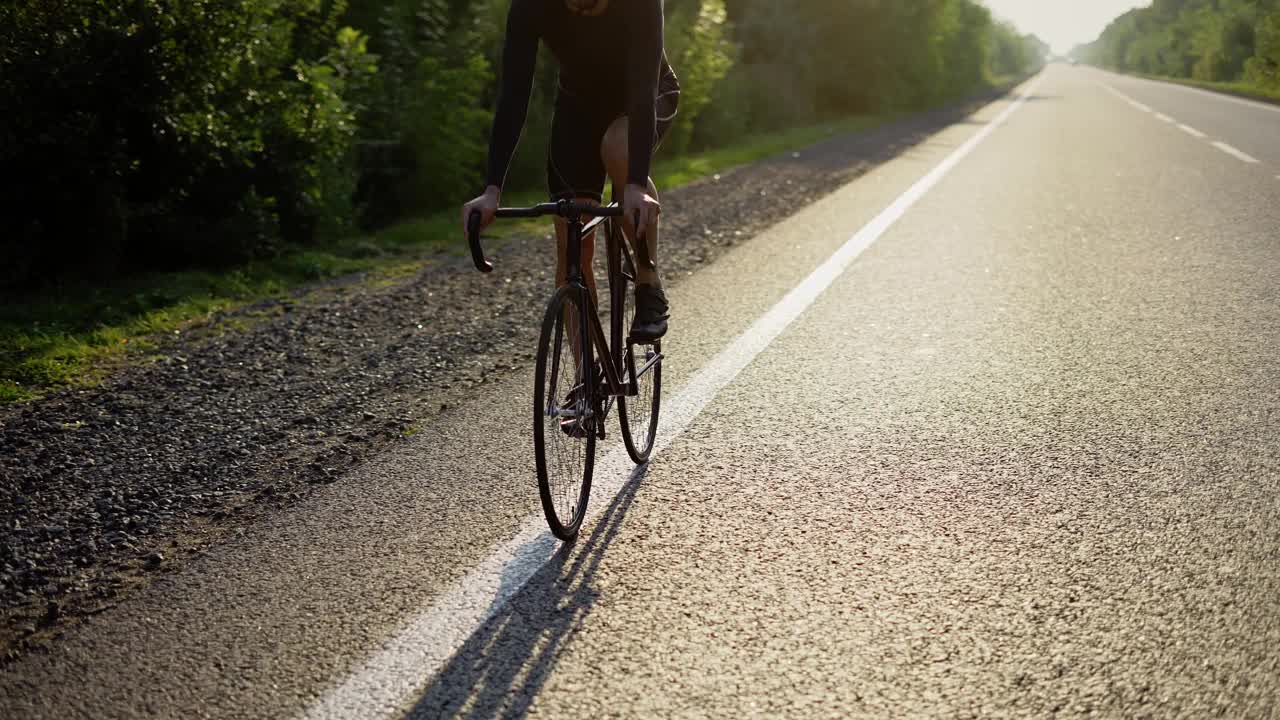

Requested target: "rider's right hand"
[{"left": 461, "top": 186, "right": 501, "bottom": 239}]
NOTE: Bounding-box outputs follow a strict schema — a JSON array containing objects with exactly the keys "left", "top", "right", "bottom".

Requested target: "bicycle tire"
[
  {"left": 611, "top": 225, "right": 662, "bottom": 464},
  {"left": 618, "top": 339, "right": 661, "bottom": 463},
  {"left": 533, "top": 285, "right": 596, "bottom": 540}
]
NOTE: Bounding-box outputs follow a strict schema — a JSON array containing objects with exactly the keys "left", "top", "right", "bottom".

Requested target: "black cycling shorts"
[{"left": 546, "top": 82, "right": 680, "bottom": 202}]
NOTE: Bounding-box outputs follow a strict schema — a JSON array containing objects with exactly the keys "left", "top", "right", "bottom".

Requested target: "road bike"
[{"left": 468, "top": 197, "right": 662, "bottom": 540}]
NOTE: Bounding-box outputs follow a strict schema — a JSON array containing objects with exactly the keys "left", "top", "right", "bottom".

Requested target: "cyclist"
[{"left": 461, "top": 0, "right": 680, "bottom": 341}]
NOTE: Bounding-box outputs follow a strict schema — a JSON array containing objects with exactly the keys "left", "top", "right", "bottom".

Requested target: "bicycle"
[{"left": 468, "top": 197, "right": 663, "bottom": 541}]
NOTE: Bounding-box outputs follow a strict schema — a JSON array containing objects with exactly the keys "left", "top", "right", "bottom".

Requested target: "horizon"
[{"left": 981, "top": 0, "right": 1152, "bottom": 55}]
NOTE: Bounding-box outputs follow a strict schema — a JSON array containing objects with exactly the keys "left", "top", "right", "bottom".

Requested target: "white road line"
[
  {"left": 299, "top": 73, "right": 1047, "bottom": 720},
  {"left": 1212, "top": 141, "right": 1261, "bottom": 164},
  {"left": 1103, "top": 81, "right": 1269, "bottom": 162},
  {"left": 1101, "top": 83, "right": 1153, "bottom": 112},
  {"left": 1177, "top": 123, "right": 1207, "bottom": 139},
  {"left": 1130, "top": 74, "right": 1280, "bottom": 115}
]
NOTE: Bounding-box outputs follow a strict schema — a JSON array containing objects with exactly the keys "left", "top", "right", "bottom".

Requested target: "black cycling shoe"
[
  {"left": 560, "top": 362, "right": 603, "bottom": 438},
  {"left": 630, "top": 284, "right": 670, "bottom": 342}
]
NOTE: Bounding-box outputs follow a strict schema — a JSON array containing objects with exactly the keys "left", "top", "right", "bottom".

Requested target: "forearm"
[
  {"left": 626, "top": 104, "right": 656, "bottom": 187},
  {"left": 625, "top": 0, "right": 663, "bottom": 187}
]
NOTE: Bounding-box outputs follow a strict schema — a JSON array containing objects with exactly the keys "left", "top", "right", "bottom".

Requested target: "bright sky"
[{"left": 981, "top": 0, "right": 1151, "bottom": 54}]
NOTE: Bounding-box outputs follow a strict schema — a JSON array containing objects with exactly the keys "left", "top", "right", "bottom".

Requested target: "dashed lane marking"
[
  {"left": 1212, "top": 141, "right": 1261, "bottom": 164},
  {"left": 1177, "top": 123, "right": 1207, "bottom": 139},
  {"left": 1101, "top": 83, "right": 1152, "bottom": 112},
  {"left": 1103, "top": 82, "right": 1269, "bottom": 167},
  {"left": 1101, "top": 83, "right": 1155, "bottom": 113}
]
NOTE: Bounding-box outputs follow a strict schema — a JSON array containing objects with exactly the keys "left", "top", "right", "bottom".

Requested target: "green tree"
[
  {"left": 663, "top": 0, "right": 737, "bottom": 154},
  {"left": 0, "top": 0, "right": 374, "bottom": 285},
  {"left": 1247, "top": 8, "right": 1280, "bottom": 87}
]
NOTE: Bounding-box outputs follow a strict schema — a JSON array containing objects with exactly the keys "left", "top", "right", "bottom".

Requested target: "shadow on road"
[{"left": 402, "top": 463, "right": 650, "bottom": 719}]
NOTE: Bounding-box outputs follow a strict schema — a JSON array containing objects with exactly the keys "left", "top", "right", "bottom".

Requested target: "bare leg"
[
  {"left": 553, "top": 198, "right": 599, "bottom": 379},
  {"left": 600, "top": 117, "right": 661, "bottom": 288}
]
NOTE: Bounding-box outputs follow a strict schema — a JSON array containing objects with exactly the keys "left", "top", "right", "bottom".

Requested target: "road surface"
[{"left": 4, "top": 65, "right": 1279, "bottom": 718}]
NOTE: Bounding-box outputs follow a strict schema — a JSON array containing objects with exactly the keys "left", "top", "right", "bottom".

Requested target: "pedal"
[{"left": 595, "top": 402, "right": 608, "bottom": 439}]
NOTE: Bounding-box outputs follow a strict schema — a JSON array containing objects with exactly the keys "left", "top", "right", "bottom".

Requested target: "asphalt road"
[{"left": 4, "top": 65, "right": 1279, "bottom": 718}]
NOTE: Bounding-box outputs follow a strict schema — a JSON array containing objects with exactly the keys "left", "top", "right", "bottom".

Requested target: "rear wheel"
[
  {"left": 533, "top": 285, "right": 595, "bottom": 540},
  {"left": 614, "top": 246, "right": 662, "bottom": 463}
]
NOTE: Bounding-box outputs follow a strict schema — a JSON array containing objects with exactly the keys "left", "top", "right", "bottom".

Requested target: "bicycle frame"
[
  {"left": 567, "top": 208, "right": 635, "bottom": 400},
  {"left": 466, "top": 199, "right": 663, "bottom": 403}
]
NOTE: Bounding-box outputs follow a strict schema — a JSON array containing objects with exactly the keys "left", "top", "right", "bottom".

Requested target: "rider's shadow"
[{"left": 403, "top": 463, "right": 651, "bottom": 719}]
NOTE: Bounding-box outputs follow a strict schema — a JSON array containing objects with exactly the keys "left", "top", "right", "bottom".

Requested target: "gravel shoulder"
[{"left": 0, "top": 86, "right": 1019, "bottom": 662}]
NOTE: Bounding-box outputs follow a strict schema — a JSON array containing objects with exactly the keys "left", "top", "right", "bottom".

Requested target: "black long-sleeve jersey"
[{"left": 485, "top": 0, "right": 677, "bottom": 189}]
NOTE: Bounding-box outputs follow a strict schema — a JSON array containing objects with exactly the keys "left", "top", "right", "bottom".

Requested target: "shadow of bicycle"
[{"left": 402, "top": 463, "right": 650, "bottom": 719}]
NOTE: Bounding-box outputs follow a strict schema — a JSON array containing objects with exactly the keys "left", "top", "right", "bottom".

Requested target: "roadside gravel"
[{"left": 0, "top": 89, "right": 1012, "bottom": 661}]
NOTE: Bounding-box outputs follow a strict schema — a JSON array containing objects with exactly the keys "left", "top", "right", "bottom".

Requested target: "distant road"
[
  {"left": 4, "top": 65, "right": 1279, "bottom": 718},
  {"left": 1098, "top": 68, "right": 1280, "bottom": 168}
]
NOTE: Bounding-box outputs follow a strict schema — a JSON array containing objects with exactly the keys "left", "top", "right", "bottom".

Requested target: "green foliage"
[
  {"left": 1, "top": 0, "right": 1047, "bottom": 294},
  {"left": 719, "top": 0, "right": 1042, "bottom": 119},
  {"left": 663, "top": 0, "right": 737, "bottom": 155},
  {"left": 1247, "top": 9, "right": 1280, "bottom": 88},
  {"left": 1083, "top": 0, "right": 1280, "bottom": 91},
  {"left": 990, "top": 22, "right": 1048, "bottom": 81},
  {"left": 0, "top": 109, "right": 897, "bottom": 404},
  {"left": 400, "top": 54, "right": 494, "bottom": 206},
  {"left": 347, "top": 0, "right": 494, "bottom": 224},
  {"left": 0, "top": 0, "right": 375, "bottom": 287}
]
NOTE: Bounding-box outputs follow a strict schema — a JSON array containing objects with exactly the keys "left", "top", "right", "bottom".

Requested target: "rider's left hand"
[{"left": 622, "top": 183, "right": 660, "bottom": 243}]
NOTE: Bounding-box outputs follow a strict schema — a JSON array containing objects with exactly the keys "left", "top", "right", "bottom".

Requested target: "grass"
[
  {"left": 2, "top": 252, "right": 386, "bottom": 403},
  {"left": 0, "top": 111, "right": 893, "bottom": 405},
  {"left": 649, "top": 115, "right": 894, "bottom": 189},
  {"left": 1134, "top": 73, "right": 1280, "bottom": 104}
]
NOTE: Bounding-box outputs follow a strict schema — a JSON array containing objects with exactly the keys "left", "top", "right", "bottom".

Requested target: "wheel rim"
[
  {"left": 617, "top": 274, "right": 660, "bottom": 459},
  {"left": 626, "top": 342, "right": 659, "bottom": 453}
]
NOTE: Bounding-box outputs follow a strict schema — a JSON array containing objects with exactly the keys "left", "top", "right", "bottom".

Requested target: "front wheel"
[{"left": 533, "top": 286, "right": 595, "bottom": 540}]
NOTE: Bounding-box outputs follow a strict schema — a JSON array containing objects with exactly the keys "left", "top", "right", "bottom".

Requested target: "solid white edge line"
[
  {"left": 1212, "top": 141, "right": 1261, "bottom": 164},
  {"left": 1177, "top": 123, "right": 1207, "bottom": 139},
  {"left": 1125, "top": 72, "right": 1280, "bottom": 115},
  {"left": 1154, "top": 112, "right": 1174, "bottom": 123},
  {"left": 299, "top": 72, "right": 1047, "bottom": 720}
]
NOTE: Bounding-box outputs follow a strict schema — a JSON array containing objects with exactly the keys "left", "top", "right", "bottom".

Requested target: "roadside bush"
[
  {"left": 1084, "top": 0, "right": 1280, "bottom": 94},
  {"left": 346, "top": 0, "right": 494, "bottom": 226},
  {"left": 0, "top": 0, "right": 372, "bottom": 286},
  {"left": 1247, "top": 10, "right": 1280, "bottom": 88},
  {"left": 662, "top": 0, "right": 737, "bottom": 155},
  {"left": 0, "top": 0, "right": 1053, "bottom": 290}
]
